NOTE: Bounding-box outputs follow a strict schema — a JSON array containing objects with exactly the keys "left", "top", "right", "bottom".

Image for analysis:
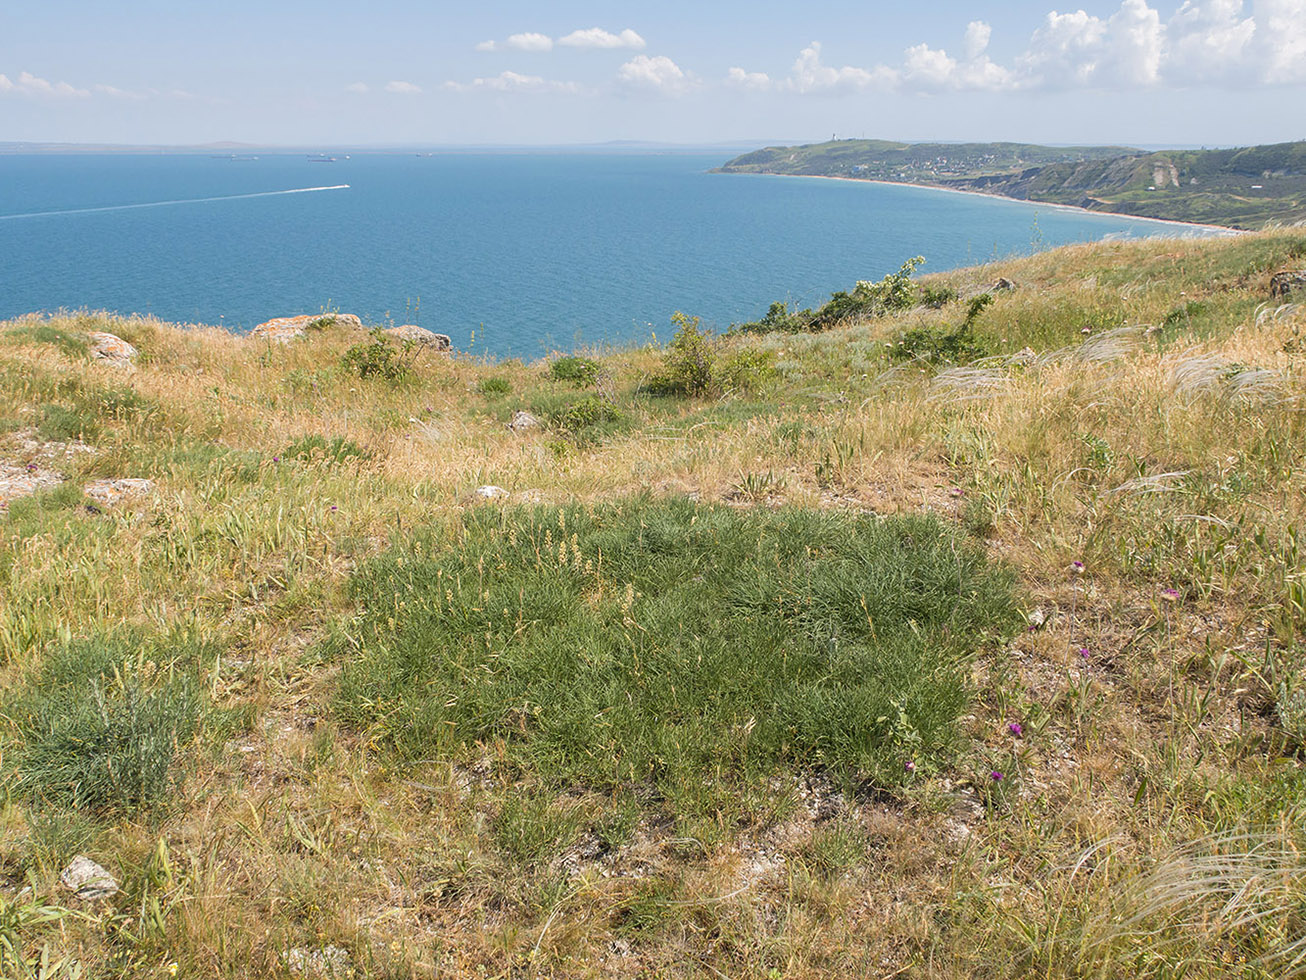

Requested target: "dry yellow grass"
[{"left": 0, "top": 230, "right": 1304, "bottom": 978}]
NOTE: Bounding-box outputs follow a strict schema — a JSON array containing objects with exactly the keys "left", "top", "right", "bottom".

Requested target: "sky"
[{"left": 2, "top": 0, "right": 1304, "bottom": 147}]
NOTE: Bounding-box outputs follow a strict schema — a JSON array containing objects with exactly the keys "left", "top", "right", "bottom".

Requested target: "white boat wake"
[{"left": 0, "top": 184, "right": 351, "bottom": 221}]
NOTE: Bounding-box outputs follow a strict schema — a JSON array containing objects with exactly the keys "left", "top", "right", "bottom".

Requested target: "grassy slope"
[
  {"left": 718, "top": 140, "right": 1306, "bottom": 229},
  {"left": 0, "top": 230, "right": 1305, "bottom": 977}
]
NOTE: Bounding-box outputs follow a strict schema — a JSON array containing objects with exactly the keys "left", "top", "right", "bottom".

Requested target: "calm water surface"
[{"left": 0, "top": 152, "right": 1223, "bottom": 358}]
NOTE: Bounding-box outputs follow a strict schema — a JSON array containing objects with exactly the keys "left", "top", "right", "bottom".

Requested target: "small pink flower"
[
  {"left": 951, "top": 487, "right": 965, "bottom": 497},
  {"left": 330, "top": 505, "right": 338, "bottom": 511},
  {"left": 1079, "top": 647, "right": 1090, "bottom": 659},
  {"left": 904, "top": 760, "right": 916, "bottom": 773},
  {"left": 1161, "top": 588, "right": 1180, "bottom": 602},
  {"left": 272, "top": 456, "right": 281, "bottom": 463},
  {"left": 990, "top": 771, "right": 1004, "bottom": 781},
  {"left": 1008, "top": 722, "right": 1023, "bottom": 737}
]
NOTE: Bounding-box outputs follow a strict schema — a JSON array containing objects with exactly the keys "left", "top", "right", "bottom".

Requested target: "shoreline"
[{"left": 719, "top": 170, "right": 1245, "bottom": 236}]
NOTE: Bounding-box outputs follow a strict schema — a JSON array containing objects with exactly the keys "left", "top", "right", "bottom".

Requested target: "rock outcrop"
[
  {"left": 84, "top": 478, "right": 153, "bottom": 506},
  {"left": 0, "top": 463, "right": 62, "bottom": 507},
  {"left": 384, "top": 324, "right": 452, "bottom": 350},
  {"left": 88, "top": 331, "right": 138, "bottom": 365},
  {"left": 507, "top": 410, "right": 541, "bottom": 433},
  {"left": 1270, "top": 270, "right": 1306, "bottom": 301},
  {"left": 60, "top": 856, "right": 118, "bottom": 900},
  {"left": 251, "top": 313, "right": 364, "bottom": 343}
]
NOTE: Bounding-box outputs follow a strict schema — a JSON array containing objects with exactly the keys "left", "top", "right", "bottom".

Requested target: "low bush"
[
  {"left": 333, "top": 499, "right": 1020, "bottom": 828},
  {"left": 342, "top": 331, "right": 413, "bottom": 381},
  {"left": 478, "top": 376, "right": 512, "bottom": 397},
  {"left": 889, "top": 294, "right": 994, "bottom": 365},
  {"left": 736, "top": 257, "right": 926, "bottom": 334},
  {"left": 645, "top": 313, "right": 776, "bottom": 398},
  {"left": 549, "top": 356, "right": 601, "bottom": 387},
  {"left": 547, "top": 395, "right": 626, "bottom": 441}
]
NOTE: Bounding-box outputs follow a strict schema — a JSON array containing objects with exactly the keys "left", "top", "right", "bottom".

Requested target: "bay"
[{"left": 0, "top": 151, "right": 1225, "bottom": 359}]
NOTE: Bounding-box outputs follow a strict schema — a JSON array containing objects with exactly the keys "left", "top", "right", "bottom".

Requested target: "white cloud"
[
  {"left": 964, "top": 20, "right": 993, "bottom": 61},
  {"left": 1019, "top": 0, "right": 1163, "bottom": 87},
  {"left": 506, "top": 32, "right": 554, "bottom": 52},
  {"left": 559, "top": 28, "right": 646, "bottom": 49},
  {"left": 897, "top": 23, "right": 1017, "bottom": 92},
  {"left": 726, "top": 66, "right": 772, "bottom": 91},
  {"left": 384, "top": 80, "right": 422, "bottom": 94},
  {"left": 1255, "top": 0, "right": 1306, "bottom": 83},
  {"left": 0, "top": 70, "right": 89, "bottom": 98},
  {"left": 93, "top": 84, "right": 147, "bottom": 100},
  {"left": 444, "top": 71, "right": 582, "bottom": 94},
  {"left": 786, "top": 42, "right": 892, "bottom": 94},
  {"left": 617, "top": 54, "right": 695, "bottom": 94},
  {"left": 1166, "top": 0, "right": 1256, "bottom": 82},
  {"left": 345, "top": 82, "right": 370, "bottom": 93},
  {"left": 474, "top": 39, "right": 498, "bottom": 53}
]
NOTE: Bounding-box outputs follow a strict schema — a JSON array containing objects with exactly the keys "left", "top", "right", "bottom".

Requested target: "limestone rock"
[
  {"left": 84, "top": 478, "right": 153, "bottom": 506},
  {"left": 474, "top": 485, "right": 510, "bottom": 500},
  {"left": 87, "top": 331, "right": 137, "bottom": 365},
  {"left": 1270, "top": 270, "right": 1306, "bottom": 301},
  {"left": 59, "top": 856, "right": 118, "bottom": 900},
  {"left": 287, "top": 946, "right": 351, "bottom": 976},
  {"left": 251, "top": 313, "right": 364, "bottom": 343},
  {"left": 507, "top": 410, "right": 541, "bottom": 433},
  {"left": 384, "top": 324, "right": 451, "bottom": 350},
  {"left": 0, "top": 463, "right": 62, "bottom": 507}
]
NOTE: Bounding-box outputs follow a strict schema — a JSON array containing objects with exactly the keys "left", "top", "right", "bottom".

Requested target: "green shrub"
[
  {"left": 547, "top": 395, "right": 626, "bottom": 443},
  {"left": 342, "top": 332, "right": 412, "bottom": 381},
  {"left": 284, "top": 434, "right": 369, "bottom": 464},
  {"left": 737, "top": 257, "right": 926, "bottom": 334},
  {"left": 645, "top": 312, "right": 717, "bottom": 397},
  {"left": 333, "top": 499, "right": 1020, "bottom": 828},
  {"left": 477, "top": 376, "right": 512, "bottom": 397},
  {"left": 920, "top": 285, "right": 958, "bottom": 309},
  {"left": 889, "top": 293, "right": 994, "bottom": 366},
  {"left": 549, "top": 356, "right": 601, "bottom": 387},
  {"left": 718, "top": 347, "right": 777, "bottom": 394}
]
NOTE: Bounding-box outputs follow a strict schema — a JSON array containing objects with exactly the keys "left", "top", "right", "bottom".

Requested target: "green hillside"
[{"left": 718, "top": 139, "right": 1306, "bottom": 229}]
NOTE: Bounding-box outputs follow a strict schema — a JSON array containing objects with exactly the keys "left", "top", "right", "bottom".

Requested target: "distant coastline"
[
  {"left": 716, "top": 138, "right": 1306, "bottom": 231},
  {"left": 722, "top": 171, "right": 1244, "bottom": 237}
]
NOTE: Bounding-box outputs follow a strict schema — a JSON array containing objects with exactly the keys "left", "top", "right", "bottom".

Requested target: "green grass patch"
[
  {"left": 2, "top": 324, "right": 90, "bottom": 358},
  {"left": 332, "top": 499, "right": 1020, "bottom": 831},
  {"left": 477, "top": 376, "right": 512, "bottom": 397},
  {"left": 283, "top": 434, "right": 369, "bottom": 465},
  {"left": 2, "top": 632, "right": 209, "bottom": 817}
]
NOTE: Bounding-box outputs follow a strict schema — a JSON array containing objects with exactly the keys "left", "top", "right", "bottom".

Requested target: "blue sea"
[{"left": 0, "top": 151, "right": 1225, "bottom": 359}]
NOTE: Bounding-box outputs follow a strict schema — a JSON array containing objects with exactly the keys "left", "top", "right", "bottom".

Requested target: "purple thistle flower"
[
  {"left": 272, "top": 456, "right": 280, "bottom": 463},
  {"left": 330, "top": 505, "right": 338, "bottom": 511},
  {"left": 1008, "top": 722, "right": 1023, "bottom": 737},
  {"left": 1161, "top": 588, "right": 1180, "bottom": 602},
  {"left": 990, "top": 771, "right": 1004, "bottom": 782},
  {"left": 1079, "top": 647, "right": 1090, "bottom": 659}
]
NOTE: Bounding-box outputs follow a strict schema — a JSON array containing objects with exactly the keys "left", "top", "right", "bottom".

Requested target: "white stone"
[
  {"left": 474, "top": 485, "right": 510, "bottom": 499},
  {"left": 59, "top": 855, "right": 118, "bottom": 900}
]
